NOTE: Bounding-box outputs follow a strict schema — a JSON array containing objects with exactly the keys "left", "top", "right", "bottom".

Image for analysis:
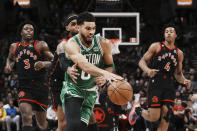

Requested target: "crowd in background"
[{"left": 0, "top": 0, "right": 197, "bottom": 131}]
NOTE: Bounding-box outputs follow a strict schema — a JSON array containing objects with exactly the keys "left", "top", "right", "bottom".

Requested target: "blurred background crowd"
[{"left": 0, "top": 0, "right": 197, "bottom": 131}]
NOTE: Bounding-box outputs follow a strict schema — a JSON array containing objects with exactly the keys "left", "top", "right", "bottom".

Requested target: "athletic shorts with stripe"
[
  {"left": 17, "top": 78, "right": 49, "bottom": 111},
  {"left": 61, "top": 82, "right": 97, "bottom": 125},
  {"left": 147, "top": 73, "right": 175, "bottom": 108}
]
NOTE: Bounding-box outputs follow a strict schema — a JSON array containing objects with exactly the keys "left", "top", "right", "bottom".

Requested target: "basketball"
[{"left": 107, "top": 80, "right": 133, "bottom": 105}]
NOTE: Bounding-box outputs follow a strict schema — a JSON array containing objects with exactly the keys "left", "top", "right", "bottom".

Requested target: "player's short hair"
[
  {"left": 17, "top": 20, "right": 38, "bottom": 39},
  {"left": 63, "top": 13, "right": 78, "bottom": 27},
  {"left": 162, "top": 23, "right": 179, "bottom": 34},
  {"left": 77, "top": 11, "right": 95, "bottom": 25}
]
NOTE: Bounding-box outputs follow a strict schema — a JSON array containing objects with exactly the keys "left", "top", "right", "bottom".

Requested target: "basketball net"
[{"left": 109, "top": 39, "right": 120, "bottom": 55}]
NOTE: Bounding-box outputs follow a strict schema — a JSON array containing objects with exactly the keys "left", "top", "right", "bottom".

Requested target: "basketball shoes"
[{"left": 128, "top": 102, "right": 142, "bottom": 125}]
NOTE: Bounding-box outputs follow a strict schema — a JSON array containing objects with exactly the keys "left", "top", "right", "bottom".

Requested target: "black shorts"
[
  {"left": 50, "top": 79, "right": 63, "bottom": 110},
  {"left": 147, "top": 74, "right": 175, "bottom": 108},
  {"left": 17, "top": 78, "right": 49, "bottom": 111}
]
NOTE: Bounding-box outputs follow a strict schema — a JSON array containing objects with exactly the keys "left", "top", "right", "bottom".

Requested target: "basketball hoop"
[{"left": 109, "top": 39, "right": 120, "bottom": 55}]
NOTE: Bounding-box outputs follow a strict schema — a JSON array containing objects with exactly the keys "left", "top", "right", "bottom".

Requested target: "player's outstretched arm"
[
  {"left": 34, "top": 41, "right": 54, "bottom": 71},
  {"left": 138, "top": 43, "right": 159, "bottom": 78},
  {"left": 174, "top": 49, "right": 191, "bottom": 88},
  {"left": 94, "top": 37, "right": 115, "bottom": 86},
  {"left": 4, "top": 43, "right": 16, "bottom": 74},
  {"left": 65, "top": 39, "right": 122, "bottom": 82}
]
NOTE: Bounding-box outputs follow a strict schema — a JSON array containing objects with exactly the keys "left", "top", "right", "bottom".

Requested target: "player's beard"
[{"left": 81, "top": 33, "right": 92, "bottom": 45}]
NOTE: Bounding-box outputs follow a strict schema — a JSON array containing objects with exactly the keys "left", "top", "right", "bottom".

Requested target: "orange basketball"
[{"left": 107, "top": 80, "right": 133, "bottom": 105}]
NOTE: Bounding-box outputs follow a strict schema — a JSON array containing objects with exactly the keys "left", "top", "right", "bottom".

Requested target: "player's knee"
[
  {"left": 150, "top": 114, "right": 160, "bottom": 122},
  {"left": 21, "top": 113, "right": 32, "bottom": 123},
  {"left": 149, "top": 108, "right": 161, "bottom": 122}
]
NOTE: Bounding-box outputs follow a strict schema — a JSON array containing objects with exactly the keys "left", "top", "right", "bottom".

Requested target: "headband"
[{"left": 64, "top": 15, "right": 78, "bottom": 26}]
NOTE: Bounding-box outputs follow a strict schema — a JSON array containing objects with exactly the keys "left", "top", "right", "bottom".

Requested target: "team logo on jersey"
[
  {"left": 157, "top": 52, "right": 177, "bottom": 66},
  {"left": 16, "top": 49, "right": 38, "bottom": 62},
  {"left": 18, "top": 91, "right": 25, "bottom": 97},
  {"left": 93, "top": 107, "right": 106, "bottom": 124},
  {"left": 28, "top": 44, "right": 33, "bottom": 48},
  {"left": 93, "top": 47, "right": 99, "bottom": 52},
  {"left": 152, "top": 96, "right": 158, "bottom": 103}
]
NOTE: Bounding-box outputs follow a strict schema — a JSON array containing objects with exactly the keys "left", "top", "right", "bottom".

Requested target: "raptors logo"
[
  {"left": 93, "top": 107, "right": 106, "bottom": 124},
  {"left": 152, "top": 96, "right": 158, "bottom": 103},
  {"left": 18, "top": 91, "right": 25, "bottom": 98}
]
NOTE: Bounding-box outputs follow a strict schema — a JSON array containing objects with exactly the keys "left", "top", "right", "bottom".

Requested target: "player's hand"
[
  {"left": 184, "top": 79, "right": 191, "bottom": 89},
  {"left": 4, "top": 66, "right": 12, "bottom": 74},
  {"left": 67, "top": 64, "right": 80, "bottom": 83},
  {"left": 102, "top": 71, "right": 123, "bottom": 83},
  {"left": 34, "top": 61, "right": 45, "bottom": 71},
  {"left": 147, "top": 69, "right": 159, "bottom": 78},
  {"left": 94, "top": 76, "right": 106, "bottom": 87}
]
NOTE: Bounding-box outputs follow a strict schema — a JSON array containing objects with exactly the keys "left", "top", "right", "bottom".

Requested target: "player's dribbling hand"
[
  {"left": 34, "top": 61, "right": 44, "bottom": 71},
  {"left": 4, "top": 66, "right": 12, "bottom": 74},
  {"left": 184, "top": 79, "right": 191, "bottom": 89},
  {"left": 147, "top": 69, "right": 159, "bottom": 78},
  {"left": 103, "top": 71, "right": 123, "bottom": 83},
  {"left": 94, "top": 76, "right": 106, "bottom": 87},
  {"left": 67, "top": 64, "right": 80, "bottom": 83}
]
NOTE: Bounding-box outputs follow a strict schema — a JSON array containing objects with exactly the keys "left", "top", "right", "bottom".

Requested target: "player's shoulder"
[
  {"left": 10, "top": 42, "right": 18, "bottom": 49},
  {"left": 65, "top": 37, "right": 80, "bottom": 52},
  {"left": 66, "top": 37, "right": 77, "bottom": 46},
  {"left": 148, "top": 42, "right": 161, "bottom": 50},
  {"left": 35, "top": 40, "right": 49, "bottom": 50},
  {"left": 37, "top": 40, "right": 48, "bottom": 46},
  {"left": 177, "top": 48, "right": 183, "bottom": 54},
  {"left": 56, "top": 40, "right": 66, "bottom": 51},
  {"left": 177, "top": 48, "right": 183, "bottom": 58},
  {"left": 10, "top": 42, "right": 18, "bottom": 47},
  {"left": 151, "top": 42, "right": 161, "bottom": 47}
]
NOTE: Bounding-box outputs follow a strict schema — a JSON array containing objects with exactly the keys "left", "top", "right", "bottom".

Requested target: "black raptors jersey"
[
  {"left": 151, "top": 42, "right": 179, "bottom": 77},
  {"left": 15, "top": 40, "right": 46, "bottom": 80}
]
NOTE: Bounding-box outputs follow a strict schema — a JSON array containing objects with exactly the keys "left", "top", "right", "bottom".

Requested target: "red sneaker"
[{"left": 128, "top": 102, "right": 141, "bottom": 125}]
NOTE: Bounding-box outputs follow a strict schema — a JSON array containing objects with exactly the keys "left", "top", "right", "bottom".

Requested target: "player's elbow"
[{"left": 138, "top": 59, "right": 143, "bottom": 68}]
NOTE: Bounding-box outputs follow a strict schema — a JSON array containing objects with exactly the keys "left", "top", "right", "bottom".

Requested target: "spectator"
[
  {"left": 5, "top": 99, "right": 20, "bottom": 131},
  {"left": 173, "top": 98, "right": 185, "bottom": 131},
  {"left": 0, "top": 101, "right": 6, "bottom": 130}
]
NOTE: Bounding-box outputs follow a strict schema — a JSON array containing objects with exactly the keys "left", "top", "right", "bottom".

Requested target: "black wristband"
[{"left": 59, "top": 53, "right": 71, "bottom": 72}]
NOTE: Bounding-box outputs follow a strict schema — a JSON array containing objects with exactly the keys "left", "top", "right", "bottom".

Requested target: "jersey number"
[
  {"left": 81, "top": 71, "right": 91, "bottom": 80},
  {"left": 24, "top": 59, "right": 30, "bottom": 69},
  {"left": 164, "top": 62, "right": 170, "bottom": 71}
]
